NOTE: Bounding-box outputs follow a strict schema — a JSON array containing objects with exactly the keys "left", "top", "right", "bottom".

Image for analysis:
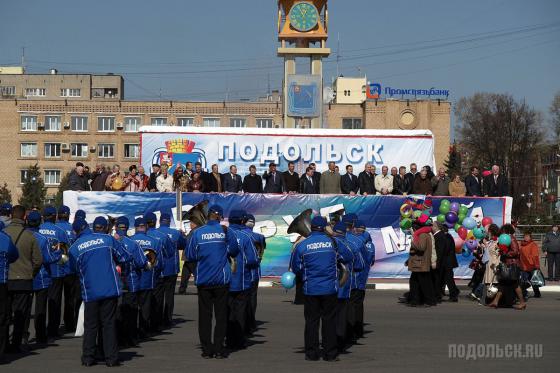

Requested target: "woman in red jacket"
[{"left": 519, "top": 232, "right": 542, "bottom": 298}]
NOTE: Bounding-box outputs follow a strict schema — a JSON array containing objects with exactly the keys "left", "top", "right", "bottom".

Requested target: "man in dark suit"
[
  {"left": 432, "top": 223, "right": 460, "bottom": 302},
  {"left": 242, "top": 165, "right": 263, "bottom": 193},
  {"left": 223, "top": 165, "right": 243, "bottom": 193},
  {"left": 464, "top": 166, "right": 482, "bottom": 196},
  {"left": 148, "top": 164, "right": 161, "bottom": 192},
  {"left": 300, "top": 167, "right": 317, "bottom": 194},
  {"left": 341, "top": 165, "right": 359, "bottom": 195},
  {"left": 404, "top": 163, "right": 419, "bottom": 192},
  {"left": 263, "top": 163, "right": 284, "bottom": 193},
  {"left": 483, "top": 165, "right": 508, "bottom": 197},
  {"left": 282, "top": 162, "right": 300, "bottom": 193},
  {"left": 194, "top": 162, "right": 210, "bottom": 193},
  {"left": 358, "top": 163, "right": 376, "bottom": 196},
  {"left": 309, "top": 163, "right": 321, "bottom": 186}
]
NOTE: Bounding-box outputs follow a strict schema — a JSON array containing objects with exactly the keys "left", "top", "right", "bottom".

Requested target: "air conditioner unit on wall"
[
  {"left": 116, "top": 123, "right": 123, "bottom": 130},
  {"left": 61, "top": 143, "right": 70, "bottom": 151},
  {"left": 89, "top": 146, "right": 97, "bottom": 152},
  {"left": 37, "top": 122, "right": 44, "bottom": 130},
  {"left": 63, "top": 122, "right": 70, "bottom": 129}
]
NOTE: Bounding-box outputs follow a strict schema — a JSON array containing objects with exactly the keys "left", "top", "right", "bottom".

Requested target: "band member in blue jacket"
[
  {"left": 243, "top": 214, "right": 266, "bottom": 335},
  {"left": 69, "top": 217, "right": 130, "bottom": 367},
  {"left": 0, "top": 222, "right": 18, "bottom": 361},
  {"left": 290, "top": 216, "right": 352, "bottom": 362},
  {"left": 114, "top": 217, "right": 149, "bottom": 347},
  {"left": 39, "top": 206, "right": 70, "bottom": 339},
  {"left": 27, "top": 211, "right": 62, "bottom": 344},
  {"left": 186, "top": 205, "right": 239, "bottom": 359},
  {"left": 130, "top": 217, "right": 163, "bottom": 339},
  {"left": 157, "top": 213, "right": 186, "bottom": 328},
  {"left": 226, "top": 210, "right": 258, "bottom": 350}
]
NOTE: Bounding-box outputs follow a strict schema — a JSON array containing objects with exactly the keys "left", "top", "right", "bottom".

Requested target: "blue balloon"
[
  {"left": 461, "top": 247, "right": 471, "bottom": 257},
  {"left": 463, "top": 217, "right": 477, "bottom": 230},
  {"left": 281, "top": 271, "right": 296, "bottom": 289}
]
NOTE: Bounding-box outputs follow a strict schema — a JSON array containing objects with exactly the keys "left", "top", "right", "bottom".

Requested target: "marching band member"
[
  {"left": 130, "top": 218, "right": 163, "bottom": 339},
  {"left": 290, "top": 216, "right": 352, "bottom": 362},
  {"left": 39, "top": 206, "right": 70, "bottom": 339},
  {"left": 226, "top": 210, "right": 258, "bottom": 350},
  {"left": 243, "top": 214, "right": 266, "bottom": 335},
  {"left": 0, "top": 218, "right": 18, "bottom": 362},
  {"left": 157, "top": 213, "right": 186, "bottom": 328},
  {"left": 186, "top": 205, "right": 239, "bottom": 359},
  {"left": 69, "top": 217, "right": 130, "bottom": 367}
]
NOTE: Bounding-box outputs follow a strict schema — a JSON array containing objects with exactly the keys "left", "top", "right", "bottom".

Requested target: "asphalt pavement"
[{"left": 3, "top": 288, "right": 559, "bottom": 373}]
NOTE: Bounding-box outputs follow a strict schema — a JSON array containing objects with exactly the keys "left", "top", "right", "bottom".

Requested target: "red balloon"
[
  {"left": 481, "top": 217, "right": 493, "bottom": 227},
  {"left": 457, "top": 226, "right": 468, "bottom": 240},
  {"left": 454, "top": 236, "right": 465, "bottom": 254}
]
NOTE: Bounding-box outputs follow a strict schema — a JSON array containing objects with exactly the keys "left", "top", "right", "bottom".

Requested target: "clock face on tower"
[{"left": 289, "top": 2, "right": 319, "bottom": 32}]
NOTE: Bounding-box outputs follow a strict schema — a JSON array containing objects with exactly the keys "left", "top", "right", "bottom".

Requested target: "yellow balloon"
[
  {"left": 466, "top": 231, "right": 475, "bottom": 240},
  {"left": 112, "top": 177, "right": 123, "bottom": 191}
]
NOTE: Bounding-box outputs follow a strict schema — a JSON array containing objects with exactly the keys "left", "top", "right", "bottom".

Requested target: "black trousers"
[
  {"left": 119, "top": 292, "right": 138, "bottom": 345},
  {"left": 63, "top": 274, "right": 81, "bottom": 333},
  {"left": 197, "top": 286, "right": 228, "bottom": 355},
  {"left": 348, "top": 289, "right": 366, "bottom": 339},
  {"left": 409, "top": 272, "right": 436, "bottom": 305},
  {"left": 162, "top": 275, "right": 177, "bottom": 326},
  {"left": 150, "top": 279, "right": 164, "bottom": 332},
  {"left": 547, "top": 252, "right": 560, "bottom": 279},
  {"left": 245, "top": 281, "right": 258, "bottom": 334},
  {"left": 431, "top": 269, "right": 443, "bottom": 301},
  {"left": 8, "top": 289, "right": 33, "bottom": 349},
  {"left": 34, "top": 288, "right": 49, "bottom": 343},
  {"left": 47, "top": 277, "right": 64, "bottom": 337},
  {"left": 304, "top": 294, "right": 338, "bottom": 360},
  {"left": 137, "top": 290, "right": 152, "bottom": 337},
  {"left": 178, "top": 262, "right": 196, "bottom": 293},
  {"left": 294, "top": 274, "right": 304, "bottom": 305},
  {"left": 0, "top": 284, "right": 9, "bottom": 358},
  {"left": 335, "top": 298, "right": 349, "bottom": 350},
  {"left": 521, "top": 271, "right": 542, "bottom": 298},
  {"left": 82, "top": 298, "right": 118, "bottom": 365},
  {"left": 227, "top": 289, "right": 249, "bottom": 349},
  {"left": 442, "top": 268, "right": 460, "bottom": 299}
]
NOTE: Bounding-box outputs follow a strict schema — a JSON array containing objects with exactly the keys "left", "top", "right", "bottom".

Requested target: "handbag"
[
  {"left": 496, "top": 263, "right": 521, "bottom": 283},
  {"left": 486, "top": 273, "right": 499, "bottom": 299},
  {"left": 530, "top": 269, "right": 545, "bottom": 287}
]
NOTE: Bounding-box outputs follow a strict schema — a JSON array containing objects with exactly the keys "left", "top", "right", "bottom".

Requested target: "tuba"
[
  {"left": 183, "top": 200, "right": 209, "bottom": 227},
  {"left": 144, "top": 248, "right": 158, "bottom": 270},
  {"left": 288, "top": 209, "right": 312, "bottom": 244}
]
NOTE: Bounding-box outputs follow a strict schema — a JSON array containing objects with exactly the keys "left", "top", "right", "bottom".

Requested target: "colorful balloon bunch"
[{"left": 399, "top": 197, "right": 433, "bottom": 231}]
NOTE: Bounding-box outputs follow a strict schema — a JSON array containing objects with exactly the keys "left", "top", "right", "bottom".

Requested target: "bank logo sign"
[{"left": 366, "top": 82, "right": 450, "bottom": 100}]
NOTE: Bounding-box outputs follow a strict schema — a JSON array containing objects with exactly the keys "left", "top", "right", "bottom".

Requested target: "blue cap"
[
  {"left": 333, "top": 222, "right": 347, "bottom": 235},
  {"left": 93, "top": 216, "right": 108, "bottom": 229},
  {"left": 208, "top": 205, "right": 223, "bottom": 217},
  {"left": 72, "top": 218, "right": 89, "bottom": 234},
  {"left": 43, "top": 206, "right": 57, "bottom": 217},
  {"left": 160, "top": 213, "right": 171, "bottom": 222},
  {"left": 75, "top": 210, "right": 86, "bottom": 220},
  {"left": 58, "top": 205, "right": 70, "bottom": 215},
  {"left": 246, "top": 214, "right": 256, "bottom": 222},
  {"left": 144, "top": 212, "right": 157, "bottom": 224},
  {"left": 134, "top": 217, "right": 147, "bottom": 227},
  {"left": 311, "top": 216, "right": 327, "bottom": 230},
  {"left": 355, "top": 219, "right": 366, "bottom": 229},
  {"left": 27, "top": 211, "right": 42, "bottom": 223},
  {"left": 116, "top": 216, "right": 130, "bottom": 229},
  {"left": 0, "top": 203, "right": 12, "bottom": 213},
  {"left": 228, "top": 209, "right": 246, "bottom": 224}
]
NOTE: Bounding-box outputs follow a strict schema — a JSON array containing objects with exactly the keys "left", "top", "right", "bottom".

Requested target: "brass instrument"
[
  {"left": 288, "top": 209, "right": 312, "bottom": 246},
  {"left": 337, "top": 262, "right": 349, "bottom": 288},
  {"left": 182, "top": 200, "right": 209, "bottom": 227},
  {"left": 110, "top": 174, "right": 124, "bottom": 191},
  {"left": 144, "top": 248, "right": 158, "bottom": 270},
  {"left": 255, "top": 241, "right": 265, "bottom": 260},
  {"left": 52, "top": 242, "right": 69, "bottom": 264}
]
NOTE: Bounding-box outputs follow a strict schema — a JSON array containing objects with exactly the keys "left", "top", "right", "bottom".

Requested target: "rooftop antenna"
[
  {"left": 336, "top": 33, "right": 340, "bottom": 78},
  {"left": 21, "top": 46, "right": 25, "bottom": 70}
]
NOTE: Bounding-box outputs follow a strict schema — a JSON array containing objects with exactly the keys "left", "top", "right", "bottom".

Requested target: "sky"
[{"left": 1, "top": 0, "right": 559, "bottom": 130}]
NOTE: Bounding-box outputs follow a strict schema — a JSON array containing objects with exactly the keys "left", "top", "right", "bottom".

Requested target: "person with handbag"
[
  {"left": 519, "top": 232, "right": 541, "bottom": 298},
  {"left": 482, "top": 224, "right": 501, "bottom": 305}
]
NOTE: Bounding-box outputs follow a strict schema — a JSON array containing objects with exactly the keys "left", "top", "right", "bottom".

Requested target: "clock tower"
[{"left": 277, "top": 0, "right": 330, "bottom": 128}]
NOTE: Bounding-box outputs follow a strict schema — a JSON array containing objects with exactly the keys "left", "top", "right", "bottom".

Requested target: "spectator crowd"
[{"left": 66, "top": 161, "right": 509, "bottom": 197}]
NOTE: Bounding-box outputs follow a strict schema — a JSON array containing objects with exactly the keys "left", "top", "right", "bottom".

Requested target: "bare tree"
[
  {"left": 455, "top": 93, "right": 543, "bottom": 215},
  {"left": 551, "top": 92, "right": 560, "bottom": 141}
]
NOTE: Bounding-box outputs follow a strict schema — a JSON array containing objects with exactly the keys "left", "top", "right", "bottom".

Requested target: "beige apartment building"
[{"left": 0, "top": 72, "right": 450, "bottom": 199}]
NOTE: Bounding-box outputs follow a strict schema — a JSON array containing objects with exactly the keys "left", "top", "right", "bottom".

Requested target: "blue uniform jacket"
[
  {"left": 243, "top": 226, "right": 266, "bottom": 283},
  {"left": 157, "top": 225, "right": 186, "bottom": 277},
  {"left": 186, "top": 220, "right": 240, "bottom": 288},
  {"left": 30, "top": 229, "right": 62, "bottom": 290},
  {"left": 347, "top": 232, "right": 376, "bottom": 290},
  {"left": 290, "top": 231, "right": 353, "bottom": 296},
  {"left": 147, "top": 228, "right": 175, "bottom": 279},
  {"left": 334, "top": 236, "right": 362, "bottom": 299},
  {"left": 229, "top": 225, "right": 258, "bottom": 292},
  {"left": 57, "top": 220, "right": 76, "bottom": 275},
  {"left": 39, "top": 222, "right": 69, "bottom": 278},
  {"left": 0, "top": 231, "right": 19, "bottom": 284},
  {"left": 118, "top": 235, "right": 148, "bottom": 293},
  {"left": 69, "top": 229, "right": 131, "bottom": 303},
  {"left": 130, "top": 232, "right": 163, "bottom": 291}
]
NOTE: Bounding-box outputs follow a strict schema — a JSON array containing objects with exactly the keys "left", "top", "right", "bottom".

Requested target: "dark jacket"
[
  {"left": 206, "top": 172, "right": 223, "bottom": 193},
  {"left": 263, "top": 171, "right": 284, "bottom": 193},
  {"left": 282, "top": 171, "right": 300, "bottom": 193},
  {"left": 90, "top": 171, "right": 109, "bottom": 192},
  {"left": 222, "top": 173, "right": 243, "bottom": 193},
  {"left": 5, "top": 219, "right": 43, "bottom": 284},
  {"left": 242, "top": 174, "right": 263, "bottom": 193},
  {"left": 483, "top": 174, "right": 508, "bottom": 197},
  {"left": 68, "top": 170, "right": 89, "bottom": 191},
  {"left": 341, "top": 173, "right": 359, "bottom": 194},
  {"left": 464, "top": 175, "right": 482, "bottom": 196},
  {"left": 198, "top": 171, "right": 211, "bottom": 193},
  {"left": 300, "top": 175, "right": 317, "bottom": 194},
  {"left": 543, "top": 231, "right": 560, "bottom": 253},
  {"left": 393, "top": 174, "right": 411, "bottom": 195},
  {"left": 405, "top": 172, "right": 419, "bottom": 191},
  {"left": 412, "top": 177, "right": 433, "bottom": 195},
  {"left": 358, "top": 171, "right": 376, "bottom": 195},
  {"left": 148, "top": 172, "right": 161, "bottom": 191},
  {"left": 434, "top": 231, "right": 458, "bottom": 270}
]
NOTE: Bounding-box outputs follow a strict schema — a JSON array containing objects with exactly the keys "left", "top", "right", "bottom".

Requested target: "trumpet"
[{"left": 144, "top": 249, "right": 158, "bottom": 270}]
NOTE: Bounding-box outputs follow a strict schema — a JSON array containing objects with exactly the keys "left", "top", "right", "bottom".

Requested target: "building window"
[
  {"left": 98, "top": 144, "right": 115, "bottom": 158},
  {"left": 21, "top": 115, "right": 38, "bottom": 131},
  {"left": 124, "top": 117, "right": 141, "bottom": 132},
  {"left": 256, "top": 118, "right": 274, "bottom": 128},
  {"left": 25, "top": 88, "right": 46, "bottom": 97},
  {"left": 97, "top": 116, "right": 115, "bottom": 132},
  {"left": 60, "top": 88, "right": 81, "bottom": 97},
  {"left": 124, "top": 144, "right": 139, "bottom": 159},
  {"left": 203, "top": 118, "right": 220, "bottom": 127},
  {"left": 342, "top": 118, "right": 363, "bottom": 129},
  {"left": 230, "top": 118, "right": 246, "bottom": 128},
  {"left": 44, "top": 170, "right": 61, "bottom": 185},
  {"left": 44, "top": 143, "right": 61, "bottom": 158},
  {"left": 20, "top": 170, "right": 29, "bottom": 184},
  {"left": 0, "top": 86, "right": 16, "bottom": 96},
  {"left": 151, "top": 117, "right": 168, "bottom": 126},
  {"left": 20, "top": 143, "right": 37, "bottom": 157},
  {"left": 71, "top": 143, "right": 88, "bottom": 158},
  {"left": 177, "top": 117, "right": 194, "bottom": 127},
  {"left": 44, "top": 115, "right": 62, "bottom": 131},
  {"left": 71, "top": 116, "right": 88, "bottom": 131}
]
